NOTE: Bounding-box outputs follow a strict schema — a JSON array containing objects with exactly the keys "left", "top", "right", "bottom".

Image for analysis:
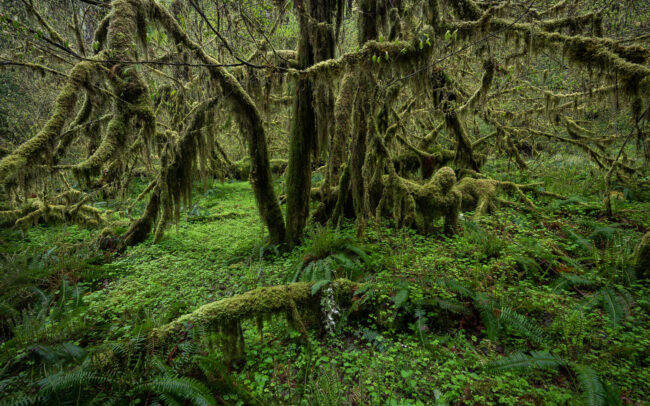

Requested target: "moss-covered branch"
[{"left": 0, "top": 60, "right": 98, "bottom": 185}]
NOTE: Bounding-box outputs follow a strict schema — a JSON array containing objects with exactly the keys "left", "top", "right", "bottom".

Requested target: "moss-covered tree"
[{"left": 0, "top": 0, "right": 648, "bottom": 247}]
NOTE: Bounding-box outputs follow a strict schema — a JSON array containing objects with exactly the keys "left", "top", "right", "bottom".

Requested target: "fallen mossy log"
[{"left": 151, "top": 279, "right": 359, "bottom": 350}]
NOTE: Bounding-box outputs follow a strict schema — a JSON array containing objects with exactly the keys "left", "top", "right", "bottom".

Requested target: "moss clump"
[
  {"left": 455, "top": 177, "right": 498, "bottom": 216},
  {"left": 387, "top": 167, "right": 462, "bottom": 235}
]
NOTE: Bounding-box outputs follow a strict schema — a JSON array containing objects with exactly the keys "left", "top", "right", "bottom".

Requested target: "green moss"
[{"left": 455, "top": 177, "right": 498, "bottom": 216}]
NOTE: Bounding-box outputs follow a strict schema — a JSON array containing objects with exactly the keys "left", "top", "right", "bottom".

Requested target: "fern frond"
[
  {"left": 438, "top": 278, "right": 473, "bottom": 299},
  {"left": 552, "top": 273, "right": 595, "bottom": 292},
  {"left": 343, "top": 244, "right": 368, "bottom": 262},
  {"left": 159, "top": 393, "right": 184, "bottom": 406},
  {"left": 435, "top": 298, "right": 470, "bottom": 315},
  {"left": 571, "top": 364, "right": 605, "bottom": 406},
  {"left": 474, "top": 293, "right": 499, "bottom": 341},
  {"left": 487, "top": 351, "right": 567, "bottom": 370},
  {"left": 138, "top": 377, "right": 216, "bottom": 406},
  {"left": 31, "top": 342, "right": 87, "bottom": 365},
  {"left": 599, "top": 287, "right": 625, "bottom": 326},
  {"left": 513, "top": 255, "right": 542, "bottom": 274},
  {"left": 38, "top": 369, "right": 109, "bottom": 394},
  {"left": 499, "top": 307, "right": 546, "bottom": 345},
  {"left": 602, "top": 382, "right": 623, "bottom": 406},
  {"left": 0, "top": 393, "right": 46, "bottom": 406}
]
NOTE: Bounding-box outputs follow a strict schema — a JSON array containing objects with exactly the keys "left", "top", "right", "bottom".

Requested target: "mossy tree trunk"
[
  {"left": 285, "top": 0, "right": 337, "bottom": 247},
  {"left": 348, "top": 0, "right": 379, "bottom": 233}
]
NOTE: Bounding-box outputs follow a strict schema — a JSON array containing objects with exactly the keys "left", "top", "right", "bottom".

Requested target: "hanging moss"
[
  {"left": 93, "top": 14, "right": 111, "bottom": 54},
  {"left": 3, "top": 199, "right": 104, "bottom": 232},
  {"left": 445, "top": 111, "right": 480, "bottom": 171},
  {"left": 0, "top": 60, "right": 97, "bottom": 186},
  {"left": 146, "top": 0, "right": 286, "bottom": 245},
  {"left": 324, "top": 70, "right": 355, "bottom": 193}
]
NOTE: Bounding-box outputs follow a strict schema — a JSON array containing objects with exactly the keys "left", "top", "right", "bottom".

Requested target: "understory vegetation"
[
  {"left": 1, "top": 156, "right": 649, "bottom": 405},
  {"left": 1, "top": 0, "right": 649, "bottom": 405}
]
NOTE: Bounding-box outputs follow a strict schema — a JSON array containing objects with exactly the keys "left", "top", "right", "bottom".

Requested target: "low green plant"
[
  {"left": 288, "top": 227, "right": 369, "bottom": 286},
  {"left": 488, "top": 351, "right": 621, "bottom": 406}
]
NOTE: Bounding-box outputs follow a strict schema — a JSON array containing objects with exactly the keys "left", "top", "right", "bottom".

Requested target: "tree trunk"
[{"left": 285, "top": 0, "right": 336, "bottom": 247}]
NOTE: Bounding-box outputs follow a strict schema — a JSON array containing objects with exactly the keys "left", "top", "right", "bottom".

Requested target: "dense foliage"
[{"left": 0, "top": 0, "right": 649, "bottom": 405}]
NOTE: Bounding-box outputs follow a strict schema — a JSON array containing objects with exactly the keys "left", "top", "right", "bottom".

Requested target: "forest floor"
[{"left": 1, "top": 153, "right": 649, "bottom": 405}]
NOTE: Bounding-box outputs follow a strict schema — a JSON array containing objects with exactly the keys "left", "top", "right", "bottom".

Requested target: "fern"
[
  {"left": 158, "top": 393, "right": 185, "bottom": 406},
  {"left": 552, "top": 273, "right": 596, "bottom": 292},
  {"left": 602, "top": 383, "right": 623, "bottom": 406},
  {"left": 38, "top": 369, "right": 110, "bottom": 394},
  {"left": 434, "top": 298, "right": 470, "bottom": 315},
  {"left": 289, "top": 229, "right": 369, "bottom": 283},
  {"left": 487, "top": 351, "right": 567, "bottom": 370},
  {"left": 195, "top": 355, "right": 262, "bottom": 405},
  {"left": 474, "top": 296, "right": 500, "bottom": 342},
  {"left": 0, "top": 393, "right": 46, "bottom": 406},
  {"left": 437, "top": 278, "right": 473, "bottom": 299},
  {"left": 572, "top": 364, "right": 605, "bottom": 406},
  {"left": 138, "top": 376, "right": 216, "bottom": 406},
  {"left": 499, "top": 307, "right": 547, "bottom": 345},
  {"left": 513, "top": 254, "right": 543, "bottom": 275},
  {"left": 30, "top": 342, "right": 87, "bottom": 365},
  {"left": 599, "top": 287, "right": 626, "bottom": 327},
  {"left": 489, "top": 354, "right": 612, "bottom": 406}
]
